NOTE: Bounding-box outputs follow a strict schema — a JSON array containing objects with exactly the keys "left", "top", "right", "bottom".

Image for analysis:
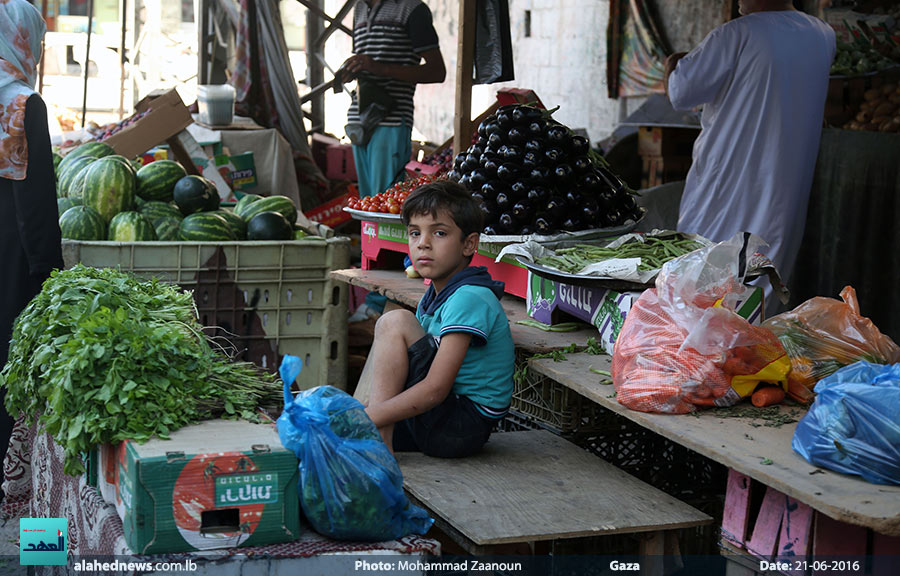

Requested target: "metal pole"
[
  {"left": 81, "top": 0, "right": 95, "bottom": 128},
  {"left": 306, "top": 0, "right": 324, "bottom": 131},
  {"left": 119, "top": 0, "right": 127, "bottom": 119}
]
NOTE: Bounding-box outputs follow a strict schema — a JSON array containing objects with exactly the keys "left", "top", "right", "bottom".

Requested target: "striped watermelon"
[
  {"left": 108, "top": 211, "right": 157, "bottom": 241},
  {"left": 212, "top": 210, "right": 247, "bottom": 240},
  {"left": 106, "top": 155, "right": 137, "bottom": 176},
  {"left": 140, "top": 201, "right": 184, "bottom": 225},
  {"left": 52, "top": 152, "right": 62, "bottom": 172},
  {"left": 82, "top": 157, "right": 137, "bottom": 224},
  {"left": 233, "top": 193, "right": 262, "bottom": 217},
  {"left": 57, "top": 196, "right": 83, "bottom": 215},
  {"left": 136, "top": 160, "right": 187, "bottom": 201},
  {"left": 237, "top": 195, "right": 298, "bottom": 225},
  {"left": 56, "top": 141, "right": 114, "bottom": 177},
  {"left": 66, "top": 159, "right": 103, "bottom": 199},
  {"left": 57, "top": 156, "right": 97, "bottom": 197},
  {"left": 178, "top": 212, "right": 235, "bottom": 241},
  {"left": 154, "top": 216, "right": 182, "bottom": 241},
  {"left": 59, "top": 206, "right": 106, "bottom": 240}
]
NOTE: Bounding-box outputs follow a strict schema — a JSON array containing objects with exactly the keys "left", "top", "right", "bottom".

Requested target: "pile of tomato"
[{"left": 345, "top": 175, "right": 438, "bottom": 214}]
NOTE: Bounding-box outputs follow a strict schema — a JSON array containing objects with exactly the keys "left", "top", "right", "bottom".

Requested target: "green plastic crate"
[{"left": 61, "top": 239, "right": 350, "bottom": 391}]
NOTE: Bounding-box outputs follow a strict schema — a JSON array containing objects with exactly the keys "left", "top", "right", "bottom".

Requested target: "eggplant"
[
  {"left": 545, "top": 198, "right": 566, "bottom": 221},
  {"left": 522, "top": 151, "right": 539, "bottom": 169},
  {"left": 470, "top": 191, "right": 488, "bottom": 206},
  {"left": 618, "top": 193, "right": 638, "bottom": 213},
  {"left": 497, "top": 104, "right": 518, "bottom": 114},
  {"left": 447, "top": 170, "right": 462, "bottom": 182},
  {"left": 534, "top": 216, "right": 553, "bottom": 235},
  {"left": 483, "top": 225, "right": 499, "bottom": 236},
  {"left": 497, "top": 163, "right": 521, "bottom": 182},
  {"left": 543, "top": 147, "right": 564, "bottom": 165},
  {"left": 512, "top": 199, "right": 533, "bottom": 222},
  {"left": 495, "top": 192, "right": 512, "bottom": 210},
  {"left": 510, "top": 180, "right": 528, "bottom": 199},
  {"left": 554, "top": 163, "right": 575, "bottom": 185},
  {"left": 565, "top": 189, "right": 583, "bottom": 206},
  {"left": 498, "top": 212, "right": 515, "bottom": 232},
  {"left": 519, "top": 225, "right": 533, "bottom": 236},
  {"left": 602, "top": 207, "right": 623, "bottom": 228},
  {"left": 526, "top": 120, "right": 546, "bottom": 138},
  {"left": 597, "top": 189, "right": 617, "bottom": 209},
  {"left": 526, "top": 185, "right": 550, "bottom": 203},
  {"left": 477, "top": 120, "right": 491, "bottom": 140},
  {"left": 528, "top": 166, "right": 551, "bottom": 184},
  {"left": 499, "top": 145, "right": 523, "bottom": 162},
  {"left": 482, "top": 157, "right": 499, "bottom": 178},
  {"left": 468, "top": 144, "right": 484, "bottom": 158},
  {"left": 468, "top": 169, "right": 487, "bottom": 189},
  {"left": 545, "top": 125, "right": 570, "bottom": 148},
  {"left": 570, "top": 135, "right": 590, "bottom": 157},
  {"left": 562, "top": 216, "right": 582, "bottom": 232},
  {"left": 485, "top": 121, "right": 502, "bottom": 138},
  {"left": 581, "top": 172, "right": 603, "bottom": 193},
  {"left": 573, "top": 156, "right": 592, "bottom": 174},
  {"left": 487, "top": 133, "right": 505, "bottom": 150},
  {"left": 480, "top": 181, "right": 503, "bottom": 199},
  {"left": 596, "top": 165, "right": 628, "bottom": 193},
  {"left": 496, "top": 111, "right": 515, "bottom": 128},
  {"left": 512, "top": 105, "right": 543, "bottom": 124},
  {"left": 454, "top": 152, "right": 467, "bottom": 172},
  {"left": 463, "top": 154, "right": 481, "bottom": 173},
  {"left": 524, "top": 139, "right": 543, "bottom": 153},
  {"left": 508, "top": 127, "right": 526, "bottom": 146},
  {"left": 581, "top": 198, "right": 600, "bottom": 223}
]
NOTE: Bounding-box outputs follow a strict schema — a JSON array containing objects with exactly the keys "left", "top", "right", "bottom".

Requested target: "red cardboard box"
[
  {"left": 304, "top": 185, "right": 358, "bottom": 228},
  {"left": 326, "top": 144, "right": 357, "bottom": 181}
]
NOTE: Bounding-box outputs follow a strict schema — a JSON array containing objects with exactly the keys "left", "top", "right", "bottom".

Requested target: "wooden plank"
[
  {"left": 452, "top": 0, "right": 477, "bottom": 157},
  {"left": 530, "top": 352, "right": 900, "bottom": 536},
  {"left": 813, "top": 514, "right": 867, "bottom": 576},
  {"left": 778, "top": 498, "right": 813, "bottom": 576},
  {"left": 722, "top": 469, "right": 753, "bottom": 547},
  {"left": 330, "top": 269, "right": 598, "bottom": 354},
  {"left": 746, "top": 487, "right": 785, "bottom": 559},
  {"left": 396, "top": 430, "right": 711, "bottom": 547},
  {"left": 872, "top": 532, "right": 900, "bottom": 576}
]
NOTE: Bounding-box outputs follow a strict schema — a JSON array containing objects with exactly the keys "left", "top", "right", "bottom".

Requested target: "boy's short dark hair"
[{"left": 401, "top": 180, "right": 484, "bottom": 237}]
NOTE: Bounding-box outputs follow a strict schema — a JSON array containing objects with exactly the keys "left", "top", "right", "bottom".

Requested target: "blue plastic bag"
[
  {"left": 792, "top": 361, "right": 900, "bottom": 485},
  {"left": 276, "top": 355, "right": 433, "bottom": 540}
]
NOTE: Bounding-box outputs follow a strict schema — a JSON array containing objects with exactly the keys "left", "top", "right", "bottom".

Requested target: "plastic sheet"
[
  {"left": 276, "top": 355, "right": 433, "bottom": 540},
  {"left": 612, "top": 233, "right": 790, "bottom": 413},
  {"left": 793, "top": 361, "right": 900, "bottom": 485}
]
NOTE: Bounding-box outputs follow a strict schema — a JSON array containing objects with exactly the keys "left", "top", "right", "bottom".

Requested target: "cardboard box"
[
  {"left": 213, "top": 152, "right": 258, "bottom": 194},
  {"left": 360, "top": 220, "right": 528, "bottom": 298},
  {"left": 638, "top": 127, "right": 699, "bottom": 157},
  {"left": 103, "top": 89, "right": 193, "bottom": 160},
  {"left": 325, "top": 143, "right": 357, "bottom": 181},
  {"left": 641, "top": 155, "right": 692, "bottom": 189},
  {"left": 97, "top": 420, "right": 299, "bottom": 554},
  {"left": 305, "top": 184, "right": 358, "bottom": 228},
  {"left": 311, "top": 133, "right": 341, "bottom": 174},
  {"left": 527, "top": 274, "right": 764, "bottom": 355}
]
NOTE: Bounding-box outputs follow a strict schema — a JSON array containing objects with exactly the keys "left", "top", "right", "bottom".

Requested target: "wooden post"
[
  {"left": 453, "top": 0, "right": 476, "bottom": 156},
  {"left": 119, "top": 0, "right": 128, "bottom": 120},
  {"left": 81, "top": 0, "right": 94, "bottom": 128}
]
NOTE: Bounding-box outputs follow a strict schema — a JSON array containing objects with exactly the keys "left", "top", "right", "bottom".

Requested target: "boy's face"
[{"left": 407, "top": 209, "right": 479, "bottom": 293}]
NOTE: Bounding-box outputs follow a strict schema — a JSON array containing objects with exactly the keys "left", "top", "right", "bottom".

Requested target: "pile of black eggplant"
[{"left": 448, "top": 105, "right": 642, "bottom": 236}]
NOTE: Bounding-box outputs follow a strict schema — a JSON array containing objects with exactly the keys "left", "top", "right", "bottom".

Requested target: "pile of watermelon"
[{"left": 55, "top": 142, "right": 303, "bottom": 242}]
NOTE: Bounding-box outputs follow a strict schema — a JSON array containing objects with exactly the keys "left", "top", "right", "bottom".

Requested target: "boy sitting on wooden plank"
[{"left": 358, "top": 181, "right": 515, "bottom": 457}]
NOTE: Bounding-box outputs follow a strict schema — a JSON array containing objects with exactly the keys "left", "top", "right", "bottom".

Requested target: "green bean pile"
[{"left": 536, "top": 235, "right": 704, "bottom": 273}]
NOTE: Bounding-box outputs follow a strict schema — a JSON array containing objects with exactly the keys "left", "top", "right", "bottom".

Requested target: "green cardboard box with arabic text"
[{"left": 101, "top": 419, "right": 299, "bottom": 554}]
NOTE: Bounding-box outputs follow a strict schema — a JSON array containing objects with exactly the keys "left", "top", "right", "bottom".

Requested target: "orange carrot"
[{"left": 751, "top": 386, "right": 786, "bottom": 407}]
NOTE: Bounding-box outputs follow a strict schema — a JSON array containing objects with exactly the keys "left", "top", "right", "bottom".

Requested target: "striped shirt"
[{"left": 346, "top": 0, "right": 440, "bottom": 128}]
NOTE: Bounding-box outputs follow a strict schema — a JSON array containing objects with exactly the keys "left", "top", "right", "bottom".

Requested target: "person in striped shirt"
[{"left": 341, "top": 0, "right": 446, "bottom": 199}]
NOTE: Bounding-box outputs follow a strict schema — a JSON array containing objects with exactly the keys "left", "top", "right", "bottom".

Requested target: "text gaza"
[{"left": 610, "top": 560, "right": 640, "bottom": 571}]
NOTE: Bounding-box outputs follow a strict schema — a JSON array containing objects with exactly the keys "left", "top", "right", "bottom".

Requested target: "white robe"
[{"left": 669, "top": 11, "right": 835, "bottom": 288}]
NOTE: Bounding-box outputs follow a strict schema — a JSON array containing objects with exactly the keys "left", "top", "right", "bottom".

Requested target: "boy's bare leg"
[{"left": 357, "top": 309, "right": 425, "bottom": 449}]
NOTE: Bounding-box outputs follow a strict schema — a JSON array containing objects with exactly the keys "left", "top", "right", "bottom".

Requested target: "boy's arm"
[{"left": 365, "top": 332, "right": 472, "bottom": 428}]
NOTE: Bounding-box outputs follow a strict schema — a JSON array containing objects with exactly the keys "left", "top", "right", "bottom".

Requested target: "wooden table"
[
  {"left": 530, "top": 352, "right": 900, "bottom": 537},
  {"left": 331, "top": 269, "right": 598, "bottom": 354}
]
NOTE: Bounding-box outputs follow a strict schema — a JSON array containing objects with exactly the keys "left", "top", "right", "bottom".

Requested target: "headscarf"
[{"left": 0, "top": 0, "right": 46, "bottom": 180}]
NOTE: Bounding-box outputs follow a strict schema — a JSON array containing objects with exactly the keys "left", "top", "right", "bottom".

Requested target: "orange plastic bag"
[
  {"left": 762, "top": 286, "right": 900, "bottom": 403},
  {"left": 612, "top": 234, "right": 791, "bottom": 414}
]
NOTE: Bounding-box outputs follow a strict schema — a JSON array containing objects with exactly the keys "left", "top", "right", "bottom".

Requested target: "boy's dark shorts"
[{"left": 392, "top": 335, "right": 499, "bottom": 458}]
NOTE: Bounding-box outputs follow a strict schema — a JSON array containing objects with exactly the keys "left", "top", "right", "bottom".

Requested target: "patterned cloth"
[
  {"left": 0, "top": 0, "right": 45, "bottom": 180},
  {"left": 2, "top": 418, "right": 440, "bottom": 560}
]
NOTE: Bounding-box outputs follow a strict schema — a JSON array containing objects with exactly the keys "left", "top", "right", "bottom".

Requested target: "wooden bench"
[{"left": 396, "top": 430, "right": 712, "bottom": 575}]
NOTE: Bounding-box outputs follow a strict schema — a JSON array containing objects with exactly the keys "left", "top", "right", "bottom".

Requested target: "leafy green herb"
[
  {"left": 0, "top": 266, "right": 281, "bottom": 476},
  {"left": 712, "top": 404, "right": 801, "bottom": 428},
  {"left": 760, "top": 458, "right": 773, "bottom": 465}
]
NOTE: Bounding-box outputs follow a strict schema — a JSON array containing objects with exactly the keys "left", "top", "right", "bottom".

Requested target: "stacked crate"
[{"left": 638, "top": 126, "right": 699, "bottom": 188}]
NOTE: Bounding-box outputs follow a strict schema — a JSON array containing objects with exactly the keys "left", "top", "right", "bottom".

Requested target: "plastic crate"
[{"left": 61, "top": 239, "right": 350, "bottom": 391}]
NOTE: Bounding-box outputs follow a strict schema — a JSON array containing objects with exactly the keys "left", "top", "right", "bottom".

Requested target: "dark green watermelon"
[
  {"left": 212, "top": 210, "right": 247, "bottom": 240},
  {"left": 173, "top": 175, "right": 219, "bottom": 215},
  {"left": 136, "top": 160, "right": 188, "bottom": 201},
  {"left": 108, "top": 211, "right": 157, "bottom": 241},
  {"left": 178, "top": 212, "right": 235, "bottom": 241},
  {"left": 247, "top": 211, "right": 293, "bottom": 241},
  {"left": 59, "top": 206, "right": 106, "bottom": 240},
  {"left": 57, "top": 196, "right": 83, "bottom": 216}
]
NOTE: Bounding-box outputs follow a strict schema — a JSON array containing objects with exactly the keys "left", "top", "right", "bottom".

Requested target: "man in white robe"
[{"left": 665, "top": 0, "right": 835, "bottom": 306}]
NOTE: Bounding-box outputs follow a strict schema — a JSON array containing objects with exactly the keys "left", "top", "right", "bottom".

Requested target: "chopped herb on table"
[{"left": 0, "top": 265, "right": 282, "bottom": 476}]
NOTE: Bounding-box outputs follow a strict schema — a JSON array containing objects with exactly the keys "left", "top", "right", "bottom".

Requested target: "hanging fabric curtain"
[
  {"left": 232, "top": 0, "right": 329, "bottom": 210},
  {"left": 607, "top": 0, "right": 670, "bottom": 98}
]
